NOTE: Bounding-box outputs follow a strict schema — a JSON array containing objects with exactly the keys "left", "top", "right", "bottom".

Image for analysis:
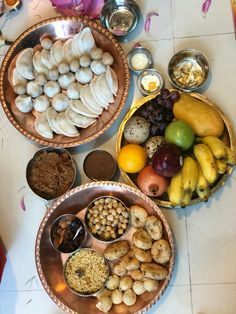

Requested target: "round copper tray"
[
  {"left": 35, "top": 181, "right": 175, "bottom": 314},
  {"left": 116, "top": 92, "right": 236, "bottom": 208},
  {"left": 0, "top": 17, "right": 129, "bottom": 148}
]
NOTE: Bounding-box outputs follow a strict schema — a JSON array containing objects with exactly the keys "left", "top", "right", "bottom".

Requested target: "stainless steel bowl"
[
  {"left": 100, "top": 0, "right": 140, "bottom": 36},
  {"left": 63, "top": 248, "right": 110, "bottom": 297},
  {"left": 137, "top": 68, "right": 164, "bottom": 95},
  {"left": 26, "top": 147, "right": 76, "bottom": 201},
  {"left": 85, "top": 195, "right": 130, "bottom": 243},
  {"left": 168, "top": 48, "right": 209, "bottom": 92},
  {"left": 127, "top": 46, "right": 153, "bottom": 73},
  {"left": 50, "top": 214, "right": 87, "bottom": 254}
]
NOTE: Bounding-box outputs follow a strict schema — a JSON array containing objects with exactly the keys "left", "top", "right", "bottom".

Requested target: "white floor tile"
[
  {"left": 192, "top": 283, "right": 236, "bottom": 314},
  {"left": 186, "top": 174, "right": 236, "bottom": 284},
  {"left": 172, "top": 0, "right": 233, "bottom": 38}
]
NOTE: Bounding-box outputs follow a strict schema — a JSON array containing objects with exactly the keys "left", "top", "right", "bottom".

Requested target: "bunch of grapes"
[{"left": 138, "top": 89, "right": 180, "bottom": 136}]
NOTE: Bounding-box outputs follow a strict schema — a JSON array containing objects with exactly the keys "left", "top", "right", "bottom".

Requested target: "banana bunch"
[{"left": 167, "top": 136, "right": 235, "bottom": 207}]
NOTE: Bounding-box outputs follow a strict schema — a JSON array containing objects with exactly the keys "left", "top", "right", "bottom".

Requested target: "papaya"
[{"left": 173, "top": 93, "right": 224, "bottom": 137}]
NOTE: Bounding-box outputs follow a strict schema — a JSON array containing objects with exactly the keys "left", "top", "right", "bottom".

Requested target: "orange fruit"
[{"left": 117, "top": 144, "right": 147, "bottom": 173}]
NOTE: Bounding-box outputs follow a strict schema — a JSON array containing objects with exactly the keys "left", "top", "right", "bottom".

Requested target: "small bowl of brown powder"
[{"left": 26, "top": 147, "right": 76, "bottom": 200}]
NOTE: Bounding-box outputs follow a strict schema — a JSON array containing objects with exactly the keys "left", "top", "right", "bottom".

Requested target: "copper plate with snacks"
[
  {"left": 35, "top": 181, "right": 175, "bottom": 314},
  {"left": 116, "top": 92, "right": 236, "bottom": 208},
  {"left": 0, "top": 17, "right": 129, "bottom": 147}
]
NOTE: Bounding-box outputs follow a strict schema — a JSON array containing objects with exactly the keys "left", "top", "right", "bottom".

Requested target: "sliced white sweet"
[
  {"left": 52, "top": 93, "right": 70, "bottom": 112},
  {"left": 65, "top": 107, "right": 96, "bottom": 128},
  {"left": 12, "top": 67, "right": 28, "bottom": 86},
  {"left": 96, "top": 74, "right": 114, "bottom": 103},
  {"left": 41, "top": 49, "right": 54, "bottom": 70},
  {"left": 70, "top": 58, "right": 80, "bottom": 73},
  {"left": 106, "top": 65, "right": 118, "bottom": 96},
  {"left": 26, "top": 81, "right": 43, "bottom": 98},
  {"left": 35, "top": 111, "right": 53, "bottom": 139},
  {"left": 80, "top": 54, "right": 91, "bottom": 67},
  {"left": 15, "top": 95, "right": 33, "bottom": 113},
  {"left": 70, "top": 99, "right": 98, "bottom": 118},
  {"left": 50, "top": 40, "right": 64, "bottom": 65},
  {"left": 90, "top": 77, "right": 109, "bottom": 109},
  {"left": 71, "top": 32, "right": 82, "bottom": 57},
  {"left": 56, "top": 112, "right": 80, "bottom": 137},
  {"left": 58, "top": 72, "right": 75, "bottom": 89},
  {"left": 58, "top": 62, "right": 70, "bottom": 74},
  {"left": 102, "top": 52, "right": 114, "bottom": 66},
  {"left": 35, "top": 73, "right": 47, "bottom": 86},
  {"left": 46, "top": 107, "right": 62, "bottom": 134},
  {"left": 62, "top": 37, "right": 75, "bottom": 63},
  {"left": 13, "top": 84, "right": 26, "bottom": 95},
  {"left": 78, "top": 27, "right": 95, "bottom": 54},
  {"left": 75, "top": 68, "right": 93, "bottom": 84},
  {"left": 90, "top": 60, "right": 106, "bottom": 75},
  {"left": 67, "top": 83, "right": 82, "bottom": 99},
  {"left": 47, "top": 68, "right": 59, "bottom": 81},
  {"left": 44, "top": 81, "right": 61, "bottom": 98},
  {"left": 40, "top": 36, "right": 53, "bottom": 50},
  {"left": 33, "top": 50, "right": 49, "bottom": 75},
  {"left": 34, "top": 95, "right": 50, "bottom": 112},
  {"left": 90, "top": 47, "right": 103, "bottom": 60},
  {"left": 16, "top": 48, "right": 35, "bottom": 80},
  {"left": 80, "top": 85, "right": 103, "bottom": 115}
]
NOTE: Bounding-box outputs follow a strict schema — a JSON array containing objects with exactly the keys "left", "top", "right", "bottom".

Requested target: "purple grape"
[
  {"left": 155, "top": 95, "right": 163, "bottom": 105},
  {"left": 158, "top": 121, "right": 169, "bottom": 135},
  {"left": 161, "top": 88, "right": 170, "bottom": 99},
  {"left": 164, "top": 98, "right": 174, "bottom": 111},
  {"left": 139, "top": 107, "right": 149, "bottom": 119},
  {"left": 146, "top": 102, "right": 155, "bottom": 112},
  {"left": 165, "top": 111, "right": 174, "bottom": 122},
  {"left": 154, "top": 112, "right": 164, "bottom": 122},
  {"left": 150, "top": 124, "right": 159, "bottom": 136},
  {"left": 170, "top": 91, "right": 180, "bottom": 102},
  {"left": 152, "top": 143, "right": 183, "bottom": 177}
]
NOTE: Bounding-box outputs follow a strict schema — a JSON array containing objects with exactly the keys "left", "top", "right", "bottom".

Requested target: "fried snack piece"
[
  {"left": 151, "top": 239, "right": 171, "bottom": 264},
  {"left": 133, "top": 229, "right": 152, "bottom": 250},
  {"left": 120, "top": 250, "right": 140, "bottom": 271},
  {"left": 130, "top": 205, "right": 148, "bottom": 228},
  {"left": 113, "top": 262, "right": 127, "bottom": 276},
  {"left": 141, "top": 263, "right": 168, "bottom": 280},
  {"left": 122, "top": 289, "right": 137, "bottom": 306},
  {"left": 145, "top": 216, "right": 163, "bottom": 240},
  {"left": 104, "top": 240, "right": 129, "bottom": 261},
  {"left": 129, "top": 269, "right": 145, "bottom": 281},
  {"left": 132, "top": 281, "right": 145, "bottom": 295},
  {"left": 143, "top": 279, "right": 159, "bottom": 292},
  {"left": 133, "top": 246, "right": 152, "bottom": 263}
]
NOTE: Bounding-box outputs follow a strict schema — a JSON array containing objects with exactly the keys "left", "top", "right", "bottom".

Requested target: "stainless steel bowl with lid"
[{"left": 100, "top": 0, "right": 140, "bottom": 36}]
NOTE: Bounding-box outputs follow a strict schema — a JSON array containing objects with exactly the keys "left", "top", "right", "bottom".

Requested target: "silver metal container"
[
  {"left": 137, "top": 68, "right": 164, "bottom": 95},
  {"left": 127, "top": 46, "right": 153, "bottom": 73},
  {"left": 168, "top": 48, "right": 210, "bottom": 92},
  {"left": 100, "top": 0, "right": 140, "bottom": 36}
]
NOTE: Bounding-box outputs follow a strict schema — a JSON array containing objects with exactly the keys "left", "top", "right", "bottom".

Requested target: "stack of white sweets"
[{"left": 9, "top": 27, "right": 118, "bottom": 139}]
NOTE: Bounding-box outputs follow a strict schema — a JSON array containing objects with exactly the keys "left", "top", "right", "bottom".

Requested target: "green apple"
[{"left": 164, "top": 120, "right": 195, "bottom": 150}]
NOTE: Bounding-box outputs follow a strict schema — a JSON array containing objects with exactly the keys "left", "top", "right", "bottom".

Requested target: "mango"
[{"left": 173, "top": 93, "right": 224, "bottom": 137}]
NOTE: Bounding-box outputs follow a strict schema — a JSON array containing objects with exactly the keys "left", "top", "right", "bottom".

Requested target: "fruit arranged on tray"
[
  {"left": 95, "top": 205, "right": 171, "bottom": 312},
  {"left": 117, "top": 90, "right": 236, "bottom": 207},
  {"left": 9, "top": 27, "right": 118, "bottom": 139}
]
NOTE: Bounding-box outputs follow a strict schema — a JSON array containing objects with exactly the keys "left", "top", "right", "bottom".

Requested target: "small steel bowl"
[
  {"left": 83, "top": 150, "right": 117, "bottom": 181},
  {"left": 168, "top": 48, "right": 209, "bottom": 92},
  {"left": 85, "top": 196, "right": 130, "bottom": 243},
  {"left": 50, "top": 214, "right": 87, "bottom": 254},
  {"left": 100, "top": 0, "right": 140, "bottom": 36},
  {"left": 63, "top": 248, "right": 110, "bottom": 297},
  {"left": 26, "top": 147, "right": 76, "bottom": 201},
  {"left": 127, "top": 46, "right": 153, "bottom": 73},
  {"left": 137, "top": 68, "right": 164, "bottom": 95}
]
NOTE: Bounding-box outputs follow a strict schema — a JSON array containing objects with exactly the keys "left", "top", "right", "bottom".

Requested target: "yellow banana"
[
  {"left": 202, "top": 136, "right": 226, "bottom": 159},
  {"left": 193, "top": 144, "right": 218, "bottom": 184},
  {"left": 215, "top": 159, "right": 228, "bottom": 174},
  {"left": 196, "top": 162, "right": 209, "bottom": 190},
  {"left": 196, "top": 186, "right": 211, "bottom": 201},
  {"left": 168, "top": 171, "right": 185, "bottom": 207},
  {"left": 224, "top": 146, "right": 236, "bottom": 165},
  {"left": 181, "top": 191, "right": 193, "bottom": 207},
  {"left": 181, "top": 156, "right": 199, "bottom": 192}
]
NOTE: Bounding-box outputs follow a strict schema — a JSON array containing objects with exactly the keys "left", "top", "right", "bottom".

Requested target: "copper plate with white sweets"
[
  {"left": 35, "top": 181, "right": 175, "bottom": 314},
  {"left": 0, "top": 17, "right": 129, "bottom": 147}
]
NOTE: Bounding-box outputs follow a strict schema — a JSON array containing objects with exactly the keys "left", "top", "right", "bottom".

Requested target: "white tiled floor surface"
[{"left": 0, "top": 0, "right": 236, "bottom": 313}]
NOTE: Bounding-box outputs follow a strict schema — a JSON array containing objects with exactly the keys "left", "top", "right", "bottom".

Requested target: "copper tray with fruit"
[
  {"left": 116, "top": 90, "right": 236, "bottom": 208},
  {"left": 35, "top": 181, "right": 175, "bottom": 314}
]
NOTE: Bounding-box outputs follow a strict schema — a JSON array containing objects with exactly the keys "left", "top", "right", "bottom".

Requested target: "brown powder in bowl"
[{"left": 27, "top": 150, "right": 75, "bottom": 200}]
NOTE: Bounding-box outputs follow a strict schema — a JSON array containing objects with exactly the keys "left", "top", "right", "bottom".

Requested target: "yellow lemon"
[{"left": 117, "top": 144, "right": 147, "bottom": 173}]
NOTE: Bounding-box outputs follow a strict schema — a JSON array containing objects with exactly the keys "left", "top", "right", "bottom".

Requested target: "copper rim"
[
  {"left": 35, "top": 181, "right": 175, "bottom": 314},
  {"left": 0, "top": 16, "right": 130, "bottom": 148},
  {"left": 116, "top": 92, "right": 236, "bottom": 208}
]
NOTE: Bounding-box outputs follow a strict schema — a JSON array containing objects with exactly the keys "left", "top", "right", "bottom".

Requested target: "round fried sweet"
[
  {"left": 151, "top": 239, "right": 171, "bottom": 264},
  {"left": 145, "top": 215, "right": 163, "bottom": 240},
  {"left": 103, "top": 240, "right": 129, "bottom": 261},
  {"left": 132, "top": 281, "right": 145, "bottom": 295},
  {"left": 143, "top": 279, "right": 159, "bottom": 292},
  {"left": 133, "top": 229, "right": 152, "bottom": 250},
  {"left": 130, "top": 205, "right": 148, "bottom": 228},
  {"left": 140, "top": 263, "right": 168, "bottom": 280},
  {"left": 133, "top": 246, "right": 152, "bottom": 263},
  {"left": 106, "top": 275, "right": 120, "bottom": 290},
  {"left": 123, "top": 289, "right": 137, "bottom": 306},
  {"left": 119, "top": 276, "right": 133, "bottom": 291}
]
